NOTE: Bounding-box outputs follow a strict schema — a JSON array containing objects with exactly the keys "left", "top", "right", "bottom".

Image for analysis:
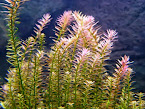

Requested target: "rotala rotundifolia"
[{"left": 0, "top": 0, "right": 145, "bottom": 109}]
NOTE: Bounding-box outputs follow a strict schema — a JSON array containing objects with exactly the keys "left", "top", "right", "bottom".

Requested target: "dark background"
[{"left": 0, "top": 0, "right": 145, "bottom": 92}]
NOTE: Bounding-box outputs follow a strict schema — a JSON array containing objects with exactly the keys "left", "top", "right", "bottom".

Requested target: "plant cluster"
[{"left": 0, "top": 0, "right": 145, "bottom": 109}]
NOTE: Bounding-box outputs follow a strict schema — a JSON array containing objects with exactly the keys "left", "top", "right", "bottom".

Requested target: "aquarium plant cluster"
[{"left": 0, "top": 0, "right": 145, "bottom": 109}]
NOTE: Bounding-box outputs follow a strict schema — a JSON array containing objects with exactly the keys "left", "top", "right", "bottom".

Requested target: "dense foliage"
[{"left": 0, "top": 0, "right": 145, "bottom": 108}]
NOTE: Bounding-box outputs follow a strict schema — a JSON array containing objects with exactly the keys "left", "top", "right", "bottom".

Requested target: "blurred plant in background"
[{"left": 0, "top": 0, "right": 145, "bottom": 108}]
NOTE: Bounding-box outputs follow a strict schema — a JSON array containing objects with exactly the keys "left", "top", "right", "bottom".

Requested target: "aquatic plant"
[{"left": 0, "top": 0, "right": 145, "bottom": 108}]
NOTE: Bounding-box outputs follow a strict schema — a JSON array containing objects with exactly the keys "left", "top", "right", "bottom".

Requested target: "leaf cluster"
[{"left": 0, "top": 0, "right": 145, "bottom": 109}]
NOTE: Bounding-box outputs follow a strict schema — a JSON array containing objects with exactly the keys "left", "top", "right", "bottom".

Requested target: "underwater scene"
[{"left": 0, "top": 0, "right": 145, "bottom": 108}]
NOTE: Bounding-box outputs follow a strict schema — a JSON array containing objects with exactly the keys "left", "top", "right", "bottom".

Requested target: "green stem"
[
  {"left": 9, "top": 3, "right": 26, "bottom": 102},
  {"left": 74, "top": 62, "right": 81, "bottom": 108},
  {"left": 48, "top": 46, "right": 59, "bottom": 108},
  {"left": 57, "top": 53, "right": 61, "bottom": 107},
  {"left": 34, "top": 56, "right": 37, "bottom": 109},
  {"left": 127, "top": 74, "right": 131, "bottom": 108},
  {"left": 48, "top": 25, "right": 67, "bottom": 108}
]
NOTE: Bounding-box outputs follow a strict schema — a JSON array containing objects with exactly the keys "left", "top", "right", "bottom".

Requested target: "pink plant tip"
[
  {"left": 81, "top": 48, "right": 90, "bottom": 57},
  {"left": 57, "top": 11, "right": 73, "bottom": 28},
  {"left": 38, "top": 13, "right": 51, "bottom": 26},
  {"left": 117, "top": 55, "right": 132, "bottom": 76},
  {"left": 105, "top": 29, "right": 118, "bottom": 41},
  {"left": 73, "top": 11, "right": 95, "bottom": 31},
  {"left": 76, "top": 48, "right": 90, "bottom": 64},
  {"left": 35, "top": 13, "right": 51, "bottom": 34}
]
